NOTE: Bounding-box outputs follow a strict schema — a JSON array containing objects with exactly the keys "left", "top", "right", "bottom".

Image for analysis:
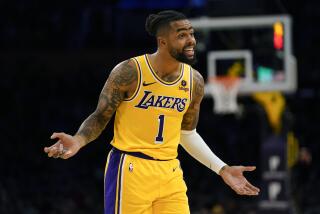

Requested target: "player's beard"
[{"left": 169, "top": 47, "right": 197, "bottom": 65}]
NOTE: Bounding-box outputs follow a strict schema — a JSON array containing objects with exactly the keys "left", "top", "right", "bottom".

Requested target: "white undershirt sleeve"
[{"left": 180, "top": 129, "right": 227, "bottom": 175}]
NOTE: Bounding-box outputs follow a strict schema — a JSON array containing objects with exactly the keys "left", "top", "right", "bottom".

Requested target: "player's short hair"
[{"left": 145, "top": 10, "right": 187, "bottom": 37}]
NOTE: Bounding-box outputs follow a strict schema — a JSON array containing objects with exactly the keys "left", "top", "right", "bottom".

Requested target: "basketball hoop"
[{"left": 208, "top": 76, "right": 241, "bottom": 114}]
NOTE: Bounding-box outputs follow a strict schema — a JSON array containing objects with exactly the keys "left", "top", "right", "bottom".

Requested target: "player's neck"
[{"left": 148, "top": 51, "right": 181, "bottom": 78}]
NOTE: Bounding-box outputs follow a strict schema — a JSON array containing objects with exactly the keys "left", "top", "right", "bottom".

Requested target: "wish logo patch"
[{"left": 179, "top": 80, "right": 189, "bottom": 92}]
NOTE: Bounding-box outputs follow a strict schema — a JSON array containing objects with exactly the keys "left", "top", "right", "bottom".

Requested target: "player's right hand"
[{"left": 44, "top": 132, "right": 82, "bottom": 159}]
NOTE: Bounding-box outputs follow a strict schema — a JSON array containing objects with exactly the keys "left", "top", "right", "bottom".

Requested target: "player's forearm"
[
  {"left": 180, "top": 129, "right": 227, "bottom": 174},
  {"left": 74, "top": 111, "right": 110, "bottom": 147}
]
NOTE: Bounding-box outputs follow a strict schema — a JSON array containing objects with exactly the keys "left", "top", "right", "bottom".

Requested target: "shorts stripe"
[
  {"left": 116, "top": 154, "right": 126, "bottom": 214},
  {"left": 104, "top": 150, "right": 123, "bottom": 214}
]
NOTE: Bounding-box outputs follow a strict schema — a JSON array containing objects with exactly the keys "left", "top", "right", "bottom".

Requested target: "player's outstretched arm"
[
  {"left": 180, "top": 69, "right": 260, "bottom": 196},
  {"left": 180, "top": 70, "right": 226, "bottom": 172},
  {"left": 44, "top": 59, "right": 138, "bottom": 159}
]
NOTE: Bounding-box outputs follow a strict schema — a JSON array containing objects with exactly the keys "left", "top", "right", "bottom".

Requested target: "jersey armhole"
[{"left": 124, "top": 57, "right": 142, "bottom": 101}]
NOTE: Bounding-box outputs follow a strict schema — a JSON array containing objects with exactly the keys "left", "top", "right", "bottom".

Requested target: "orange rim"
[{"left": 208, "top": 76, "right": 240, "bottom": 89}]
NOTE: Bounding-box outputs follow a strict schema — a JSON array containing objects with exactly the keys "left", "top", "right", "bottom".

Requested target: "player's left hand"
[{"left": 219, "top": 165, "right": 260, "bottom": 196}]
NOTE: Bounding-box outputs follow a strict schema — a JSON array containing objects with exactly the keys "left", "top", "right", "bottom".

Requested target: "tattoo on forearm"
[
  {"left": 76, "top": 60, "right": 137, "bottom": 145},
  {"left": 181, "top": 70, "right": 204, "bottom": 130}
]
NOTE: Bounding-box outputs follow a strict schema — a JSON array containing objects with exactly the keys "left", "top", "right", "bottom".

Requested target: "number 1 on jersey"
[{"left": 155, "top": 115, "right": 165, "bottom": 144}]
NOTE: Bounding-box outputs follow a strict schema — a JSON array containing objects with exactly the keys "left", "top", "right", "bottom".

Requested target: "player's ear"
[{"left": 157, "top": 36, "right": 166, "bottom": 47}]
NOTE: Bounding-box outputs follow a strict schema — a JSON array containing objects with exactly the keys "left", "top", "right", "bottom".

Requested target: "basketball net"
[{"left": 208, "top": 76, "right": 240, "bottom": 114}]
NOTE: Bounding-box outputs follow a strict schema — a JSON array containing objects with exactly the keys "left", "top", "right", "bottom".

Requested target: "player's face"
[{"left": 166, "top": 20, "right": 197, "bottom": 65}]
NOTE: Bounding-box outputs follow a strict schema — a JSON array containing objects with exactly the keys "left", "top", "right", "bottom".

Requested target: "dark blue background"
[{"left": 1, "top": 0, "right": 319, "bottom": 213}]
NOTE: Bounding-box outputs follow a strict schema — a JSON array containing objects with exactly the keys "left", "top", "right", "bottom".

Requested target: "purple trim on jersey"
[
  {"left": 145, "top": 54, "right": 184, "bottom": 86},
  {"left": 117, "top": 154, "right": 125, "bottom": 214},
  {"left": 104, "top": 150, "right": 122, "bottom": 214}
]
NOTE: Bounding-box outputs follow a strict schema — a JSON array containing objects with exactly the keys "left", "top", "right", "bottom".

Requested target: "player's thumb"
[
  {"left": 50, "top": 132, "right": 64, "bottom": 140},
  {"left": 242, "top": 166, "right": 256, "bottom": 172},
  {"left": 50, "top": 132, "right": 57, "bottom": 139}
]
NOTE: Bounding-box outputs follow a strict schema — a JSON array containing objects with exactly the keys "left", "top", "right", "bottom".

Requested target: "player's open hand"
[
  {"left": 219, "top": 165, "right": 260, "bottom": 196},
  {"left": 44, "top": 132, "right": 82, "bottom": 159}
]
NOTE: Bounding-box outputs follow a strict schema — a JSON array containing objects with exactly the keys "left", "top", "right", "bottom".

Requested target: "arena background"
[{"left": 1, "top": 0, "right": 320, "bottom": 213}]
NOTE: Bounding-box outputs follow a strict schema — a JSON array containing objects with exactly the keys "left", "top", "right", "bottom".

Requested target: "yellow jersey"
[{"left": 111, "top": 54, "right": 193, "bottom": 160}]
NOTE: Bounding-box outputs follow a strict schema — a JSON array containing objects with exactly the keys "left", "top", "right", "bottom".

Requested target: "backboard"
[{"left": 190, "top": 15, "right": 297, "bottom": 95}]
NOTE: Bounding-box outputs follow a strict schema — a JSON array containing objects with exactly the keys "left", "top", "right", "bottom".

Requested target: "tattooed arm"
[
  {"left": 75, "top": 59, "right": 138, "bottom": 146},
  {"left": 181, "top": 69, "right": 204, "bottom": 130},
  {"left": 44, "top": 59, "right": 138, "bottom": 159},
  {"left": 180, "top": 69, "right": 227, "bottom": 174},
  {"left": 180, "top": 69, "right": 260, "bottom": 196}
]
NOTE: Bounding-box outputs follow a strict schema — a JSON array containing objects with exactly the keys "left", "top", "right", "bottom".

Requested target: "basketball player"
[{"left": 44, "top": 10, "right": 260, "bottom": 214}]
